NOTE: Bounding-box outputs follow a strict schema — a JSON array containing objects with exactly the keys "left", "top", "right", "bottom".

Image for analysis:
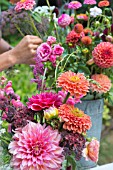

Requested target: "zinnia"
[
  {"left": 58, "top": 14, "right": 71, "bottom": 28},
  {"left": 92, "top": 42, "right": 113, "bottom": 68},
  {"left": 57, "top": 71, "right": 89, "bottom": 101},
  {"left": 9, "top": 122, "right": 64, "bottom": 170},
  {"left": 15, "top": 0, "right": 36, "bottom": 12},
  {"left": 58, "top": 104, "right": 92, "bottom": 134},
  {"left": 98, "top": 0, "right": 110, "bottom": 7},
  {"left": 90, "top": 74, "right": 111, "bottom": 93},
  {"left": 68, "top": 1, "right": 82, "bottom": 9},
  {"left": 82, "top": 139, "right": 100, "bottom": 162},
  {"left": 27, "top": 92, "right": 62, "bottom": 111},
  {"left": 74, "top": 23, "right": 84, "bottom": 33},
  {"left": 84, "top": 0, "right": 96, "bottom": 5}
]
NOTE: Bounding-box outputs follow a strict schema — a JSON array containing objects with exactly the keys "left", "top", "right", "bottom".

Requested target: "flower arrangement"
[{"left": 1, "top": 0, "right": 113, "bottom": 169}]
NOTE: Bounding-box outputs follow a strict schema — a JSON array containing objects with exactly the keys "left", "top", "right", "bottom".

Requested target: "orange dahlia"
[
  {"left": 76, "top": 14, "right": 88, "bottom": 21},
  {"left": 98, "top": 0, "right": 110, "bottom": 7},
  {"left": 74, "top": 23, "right": 84, "bottom": 33},
  {"left": 66, "top": 30, "right": 80, "bottom": 48},
  {"left": 58, "top": 104, "right": 92, "bottom": 134},
  {"left": 81, "top": 36, "right": 92, "bottom": 45},
  {"left": 90, "top": 74, "right": 111, "bottom": 93},
  {"left": 57, "top": 71, "right": 89, "bottom": 100},
  {"left": 83, "top": 28, "right": 93, "bottom": 36},
  {"left": 92, "top": 42, "right": 113, "bottom": 68}
]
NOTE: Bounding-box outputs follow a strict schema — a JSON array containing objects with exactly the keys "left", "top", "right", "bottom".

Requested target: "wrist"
[{"left": 8, "top": 49, "right": 18, "bottom": 66}]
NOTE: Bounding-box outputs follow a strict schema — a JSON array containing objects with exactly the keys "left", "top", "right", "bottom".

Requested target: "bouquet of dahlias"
[
  {"left": 3, "top": 0, "right": 113, "bottom": 102},
  {"left": 0, "top": 70, "right": 99, "bottom": 170},
  {"left": 1, "top": 0, "right": 113, "bottom": 169}
]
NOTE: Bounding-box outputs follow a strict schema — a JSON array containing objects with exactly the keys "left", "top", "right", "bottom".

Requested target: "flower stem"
[{"left": 63, "top": 92, "right": 70, "bottom": 104}]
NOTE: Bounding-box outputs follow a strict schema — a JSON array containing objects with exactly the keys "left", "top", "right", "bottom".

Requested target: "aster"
[
  {"left": 58, "top": 104, "right": 92, "bottom": 134},
  {"left": 92, "top": 42, "right": 113, "bottom": 68}
]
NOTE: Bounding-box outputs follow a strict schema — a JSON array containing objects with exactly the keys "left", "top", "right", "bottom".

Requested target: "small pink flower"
[
  {"left": 58, "top": 91, "right": 75, "bottom": 105},
  {"left": 84, "top": 0, "right": 96, "bottom": 5},
  {"left": 47, "top": 36, "right": 56, "bottom": 45},
  {"left": 58, "top": 14, "right": 71, "bottom": 28},
  {"left": 53, "top": 44, "right": 64, "bottom": 56},
  {"left": 68, "top": 1, "right": 82, "bottom": 9},
  {"left": 15, "top": 0, "right": 36, "bottom": 12},
  {"left": 11, "top": 99, "right": 24, "bottom": 108},
  {"left": 0, "top": 76, "right": 7, "bottom": 85},
  {"left": 82, "top": 139, "right": 100, "bottom": 162},
  {"left": 5, "top": 81, "right": 14, "bottom": 95},
  {"left": 49, "top": 55, "right": 57, "bottom": 66},
  {"left": 2, "top": 112, "right": 7, "bottom": 120},
  {"left": 36, "top": 43, "right": 52, "bottom": 62}
]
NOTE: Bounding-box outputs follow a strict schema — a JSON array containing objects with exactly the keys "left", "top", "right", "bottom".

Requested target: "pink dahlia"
[
  {"left": 36, "top": 43, "right": 52, "bottom": 62},
  {"left": 90, "top": 74, "right": 111, "bottom": 93},
  {"left": 27, "top": 92, "right": 62, "bottom": 111},
  {"left": 84, "top": 0, "right": 96, "bottom": 5},
  {"left": 57, "top": 71, "right": 90, "bottom": 101},
  {"left": 58, "top": 104, "right": 92, "bottom": 134},
  {"left": 68, "top": 1, "right": 82, "bottom": 9},
  {"left": 82, "top": 139, "right": 100, "bottom": 162},
  {"left": 15, "top": 0, "right": 36, "bottom": 12},
  {"left": 58, "top": 14, "right": 71, "bottom": 28},
  {"left": 92, "top": 42, "right": 113, "bottom": 68},
  {"left": 9, "top": 122, "right": 64, "bottom": 170}
]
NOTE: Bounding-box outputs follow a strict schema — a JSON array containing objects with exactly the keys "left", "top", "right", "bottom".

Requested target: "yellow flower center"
[
  {"left": 71, "top": 107, "right": 84, "bottom": 117},
  {"left": 34, "top": 146, "right": 38, "bottom": 151},
  {"left": 70, "top": 76, "right": 80, "bottom": 83},
  {"left": 20, "top": 0, "right": 26, "bottom": 2}
]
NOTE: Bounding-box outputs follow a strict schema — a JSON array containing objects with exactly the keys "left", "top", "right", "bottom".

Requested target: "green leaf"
[
  {"left": 67, "top": 155, "right": 76, "bottom": 170},
  {"left": 32, "top": 12, "right": 42, "bottom": 23},
  {"left": 78, "top": 65, "right": 91, "bottom": 75}
]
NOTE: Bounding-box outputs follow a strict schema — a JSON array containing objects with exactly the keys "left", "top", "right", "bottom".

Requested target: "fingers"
[{"left": 25, "top": 35, "right": 43, "bottom": 45}]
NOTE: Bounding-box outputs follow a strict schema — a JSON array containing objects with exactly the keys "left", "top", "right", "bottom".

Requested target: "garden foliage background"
[{"left": 0, "top": 0, "right": 113, "bottom": 166}]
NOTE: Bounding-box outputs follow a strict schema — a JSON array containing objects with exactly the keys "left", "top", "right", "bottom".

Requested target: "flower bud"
[
  {"left": 94, "top": 21, "right": 100, "bottom": 27},
  {"left": 44, "top": 107, "right": 58, "bottom": 120},
  {"left": 87, "top": 58, "right": 94, "bottom": 65},
  {"left": 82, "top": 48, "right": 89, "bottom": 54}
]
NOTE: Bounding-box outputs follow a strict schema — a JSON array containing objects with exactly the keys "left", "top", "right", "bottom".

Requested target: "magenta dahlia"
[
  {"left": 92, "top": 42, "right": 113, "bottom": 68},
  {"left": 58, "top": 14, "right": 71, "bottom": 28},
  {"left": 27, "top": 92, "right": 62, "bottom": 111},
  {"left": 9, "top": 122, "right": 64, "bottom": 170}
]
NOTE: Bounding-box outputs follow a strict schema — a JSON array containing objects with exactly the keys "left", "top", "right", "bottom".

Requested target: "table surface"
[{"left": 91, "top": 163, "right": 113, "bottom": 170}]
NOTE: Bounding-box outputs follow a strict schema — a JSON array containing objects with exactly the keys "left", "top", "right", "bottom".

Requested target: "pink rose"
[
  {"left": 36, "top": 43, "right": 52, "bottom": 62},
  {"left": 58, "top": 14, "right": 71, "bottom": 28},
  {"left": 47, "top": 36, "right": 56, "bottom": 45},
  {"left": 82, "top": 139, "right": 100, "bottom": 162},
  {"left": 53, "top": 44, "right": 64, "bottom": 56}
]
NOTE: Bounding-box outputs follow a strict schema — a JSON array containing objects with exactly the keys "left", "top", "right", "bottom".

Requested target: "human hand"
[
  {"left": 10, "top": 0, "right": 20, "bottom": 4},
  {"left": 9, "top": 35, "right": 42, "bottom": 65}
]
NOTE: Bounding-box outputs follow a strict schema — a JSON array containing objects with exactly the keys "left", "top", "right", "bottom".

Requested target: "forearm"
[
  {"left": 0, "top": 39, "right": 12, "bottom": 54},
  {"left": 0, "top": 50, "right": 17, "bottom": 71}
]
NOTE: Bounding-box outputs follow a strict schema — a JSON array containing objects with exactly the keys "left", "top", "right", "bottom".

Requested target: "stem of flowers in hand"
[
  {"left": 41, "top": 67, "right": 47, "bottom": 92},
  {"left": 87, "top": 5, "right": 91, "bottom": 28},
  {"left": 63, "top": 92, "right": 70, "bottom": 104}
]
